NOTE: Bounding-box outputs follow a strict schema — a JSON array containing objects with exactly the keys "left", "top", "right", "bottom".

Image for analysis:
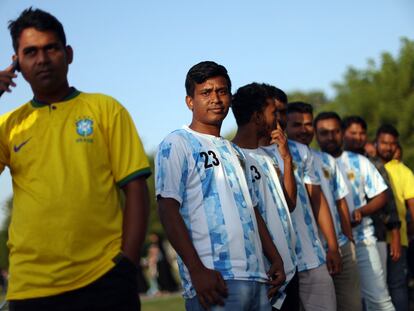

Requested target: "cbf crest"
[{"left": 76, "top": 117, "right": 94, "bottom": 143}]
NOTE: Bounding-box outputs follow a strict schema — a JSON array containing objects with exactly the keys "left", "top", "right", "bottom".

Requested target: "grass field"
[{"left": 141, "top": 294, "right": 184, "bottom": 311}]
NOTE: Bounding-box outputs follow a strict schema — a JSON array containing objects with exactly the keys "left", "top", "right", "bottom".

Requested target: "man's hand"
[
  {"left": 326, "top": 248, "right": 342, "bottom": 275},
  {"left": 266, "top": 258, "right": 286, "bottom": 299},
  {"left": 351, "top": 208, "right": 362, "bottom": 227},
  {"left": 190, "top": 266, "right": 228, "bottom": 309},
  {"left": 389, "top": 229, "right": 401, "bottom": 262},
  {"left": 0, "top": 64, "right": 17, "bottom": 94},
  {"left": 270, "top": 122, "right": 291, "bottom": 160}
]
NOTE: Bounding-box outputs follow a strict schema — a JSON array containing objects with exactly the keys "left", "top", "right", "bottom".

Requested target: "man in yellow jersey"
[
  {"left": 375, "top": 124, "right": 414, "bottom": 311},
  {"left": 0, "top": 8, "right": 151, "bottom": 311}
]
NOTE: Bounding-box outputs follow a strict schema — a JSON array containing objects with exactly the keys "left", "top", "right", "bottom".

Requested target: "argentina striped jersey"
[
  {"left": 261, "top": 140, "right": 326, "bottom": 272},
  {"left": 336, "top": 151, "right": 388, "bottom": 243},
  {"left": 155, "top": 126, "right": 268, "bottom": 298},
  {"left": 312, "top": 150, "right": 349, "bottom": 248}
]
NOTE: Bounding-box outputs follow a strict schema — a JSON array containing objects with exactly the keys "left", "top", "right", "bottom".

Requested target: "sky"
[{"left": 0, "top": 0, "right": 413, "bottom": 212}]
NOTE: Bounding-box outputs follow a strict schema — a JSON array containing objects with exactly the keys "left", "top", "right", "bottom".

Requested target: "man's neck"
[
  {"left": 232, "top": 126, "right": 259, "bottom": 149},
  {"left": 189, "top": 121, "right": 221, "bottom": 137},
  {"left": 328, "top": 149, "right": 343, "bottom": 158},
  {"left": 32, "top": 83, "right": 71, "bottom": 104}
]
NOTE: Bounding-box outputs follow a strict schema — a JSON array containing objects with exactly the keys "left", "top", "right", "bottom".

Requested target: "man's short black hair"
[
  {"left": 232, "top": 83, "right": 270, "bottom": 126},
  {"left": 185, "top": 61, "right": 231, "bottom": 97},
  {"left": 341, "top": 115, "right": 367, "bottom": 131},
  {"left": 314, "top": 111, "right": 342, "bottom": 128},
  {"left": 376, "top": 124, "right": 399, "bottom": 139},
  {"left": 8, "top": 7, "right": 67, "bottom": 52},
  {"left": 262, "top": 84, "right": 288, "bottom": 104},
  {"left": 287, "top": 101, "right": 313, "bottom": 115}
]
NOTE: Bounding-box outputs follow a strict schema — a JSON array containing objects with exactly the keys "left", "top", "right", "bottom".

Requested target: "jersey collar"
[{"left": 31, "top": 87, "right": 81, "bottom": 108}]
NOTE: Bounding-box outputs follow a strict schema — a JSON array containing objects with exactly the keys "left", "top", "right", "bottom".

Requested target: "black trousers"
[
  {"left": 9, "top": 256, "right": 140, "bottom": 311},
  {"left": 273, "top": 271, "right": 300, "bottom": 311}
]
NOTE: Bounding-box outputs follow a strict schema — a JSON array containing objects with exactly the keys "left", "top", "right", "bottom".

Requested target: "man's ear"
[
  {"left": 65, "top": 45, "right": 74, "bottom": 64},
  {"left": 253, "top": 111, "right": 263, "bottom": 125},
  {"left": 185, "top": 95, "right": 193, "bottom": 111}
]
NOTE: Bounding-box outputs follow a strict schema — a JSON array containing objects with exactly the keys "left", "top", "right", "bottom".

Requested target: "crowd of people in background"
[{"left": 1, "top": 7, "right": 414, "bottom": 311}]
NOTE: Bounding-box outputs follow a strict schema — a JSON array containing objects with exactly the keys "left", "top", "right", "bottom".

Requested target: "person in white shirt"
[
  {"left": 259, "top": 86, "right": 341, "bottom": 311},
  {"left": 155, "top": 61, "right": 285, "bottom": 311},
  {"left": 231, "top": 83, "right": 298, "bottom": 310},
  {"left": 314, "top": 111, "right": 395, "bottom": 311},
  {"left": 285, "top": 102, "right": 362, "bottom": 311}
]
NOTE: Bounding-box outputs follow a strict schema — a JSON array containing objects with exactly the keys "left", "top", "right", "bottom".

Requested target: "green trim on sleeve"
[{"left": 117, "top": 167, "right": 152, "bottom": 187}]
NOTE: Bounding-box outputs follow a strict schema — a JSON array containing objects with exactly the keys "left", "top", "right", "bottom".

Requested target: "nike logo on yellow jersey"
[{"left": 14, "top": 138, "right": 32, "bottom": 152}]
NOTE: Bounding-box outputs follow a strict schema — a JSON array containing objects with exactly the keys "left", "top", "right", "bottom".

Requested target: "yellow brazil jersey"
[
  {"left": 0, "top": 90, "right": 150, "bottom": 299},
  {"left": 385, "top": 159, "right": 414, "bottom": 247}
]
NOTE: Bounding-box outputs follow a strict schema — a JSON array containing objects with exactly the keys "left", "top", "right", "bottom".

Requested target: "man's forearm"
[
  {"left": 359, "top": 191, "right": 387, "bottom": 217},
  {"left": 336, "top": 198, "right": 353, "bottom": 240},
  {"left": 308, "top": 184, "right": 338, "bottom": 251},
  {"left": 121, "top": 177, "right": 150, "bottom": 263},
  {"left": 282, "top": 157, "right": 297, "bottom": 211}
]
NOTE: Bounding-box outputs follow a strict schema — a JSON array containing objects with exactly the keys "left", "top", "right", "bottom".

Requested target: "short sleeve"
[
  {"left": 0, "top": 118, "right": 9, "bottom": 174},
  {"left": 402, "top": 165, "right": 414, "bottom": 200},
  {"left": 303, "top": 147, "right": 320, "bottom": 185},
  {"left": 364, "top": 159, "right": 387, "bottom": 199},
  {"left": 155, "top": 135, "right": 188, "bottom": 205},
  {"left": 108, "top": 106, "right": 151, "bottom": 187},
  {"left": 333, "top": 161, "right": 349, "bottom": 200}
]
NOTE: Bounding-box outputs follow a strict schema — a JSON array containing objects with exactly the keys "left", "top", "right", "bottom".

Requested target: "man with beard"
[
  {"left": 260, "top": 87, "right": 341, "bottom": 311},
  {"left": 231, "top": 83, "right": 298, "bottom": 310},
  {"left": 342, "top": 116, "right": 401, "bottom": 280},
  {"left": 286, "top": 102, "right": 361, "bottom": 311},
  {"left": 376, "top": 124, "right": 414, "bottom": 311},
  {"left": 314, "top": 112, "right": 395, "bottom": 311}
]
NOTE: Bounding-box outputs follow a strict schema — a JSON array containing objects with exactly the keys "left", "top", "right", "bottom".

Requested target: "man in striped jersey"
[
  {"left": 155, "top": 62, "right": 285, "bottom": 311},
  {"left": 285, "top": 102, "right": 362, "bottom": 311},
  {"left": 314, "top": 112, "right": 395, "bottom": 311},
  {"left": 231, "top": 83, "right": 298, "bottom": 310},
  {"left": 260, "top": 86, "right": 341, "bottom": 311}
]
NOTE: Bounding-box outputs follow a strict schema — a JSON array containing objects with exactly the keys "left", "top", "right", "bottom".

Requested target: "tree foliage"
[{"left": 328, "top": 38, "right": 414, "bottom": 168}]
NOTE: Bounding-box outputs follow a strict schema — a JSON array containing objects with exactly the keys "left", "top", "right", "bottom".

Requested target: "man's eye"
[{"left": 218, "top": 89, "right": 228, "bottom": 95}]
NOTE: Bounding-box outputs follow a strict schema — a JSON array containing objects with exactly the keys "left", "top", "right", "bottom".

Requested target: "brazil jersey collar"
[{"left": 31, "top": 87, "right": 81, "bottom": 108}]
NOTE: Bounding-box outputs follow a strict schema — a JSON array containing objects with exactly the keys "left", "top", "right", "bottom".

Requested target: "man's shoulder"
[
  {"left": 77, "top": 92, "right": 124, "bottom": 111},
  {"left": 0, "top": 101, "right": 32, "bottom": 130}
]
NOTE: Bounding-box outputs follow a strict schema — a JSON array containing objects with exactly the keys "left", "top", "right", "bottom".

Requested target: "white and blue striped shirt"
[
  {"left": 312, "top": 150, "right": 349, "bottom": 248},
  {"left": 336, "top": 151, "right": 388, "bottom": 243},
  {"left": 262, "top": 140, "right": 326, "bottom": 272},
  {"left": 155, "top": 126, "right": 268, "bottom": 298},
  {"left": 241, "top": 147, "right": 297, "bottom": 308}
]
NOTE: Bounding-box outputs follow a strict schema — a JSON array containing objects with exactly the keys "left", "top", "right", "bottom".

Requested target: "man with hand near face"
[
  {"left": 156, "top": 62, "right": 285, "bottom": 311},
  {"left": 231, "top": 83, "right": 298, "bottom": 310},
  {"left": 0, "top": 8, "right": 151, "bottom": 311},
  {"left": 260, "top": 88, "right": 341, "bottom": 311}
]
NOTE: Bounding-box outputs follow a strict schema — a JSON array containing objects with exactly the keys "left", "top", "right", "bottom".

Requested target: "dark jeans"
[
  {"left": 273, "top": 271, "right": 300, "bottom": 311},
  {"left": 9, "top": 255, "right": 140, "bottom": 311},
  {"left": 388, "top": 245, "right": 408, "bottom": 311}
]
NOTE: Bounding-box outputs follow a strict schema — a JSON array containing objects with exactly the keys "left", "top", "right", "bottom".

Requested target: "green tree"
[
  {"left": 288, "top": 90, "right": 330, "bottom": 109},
  {"left": 328, "top": 38, "right": 414, "bottom": 169}
]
